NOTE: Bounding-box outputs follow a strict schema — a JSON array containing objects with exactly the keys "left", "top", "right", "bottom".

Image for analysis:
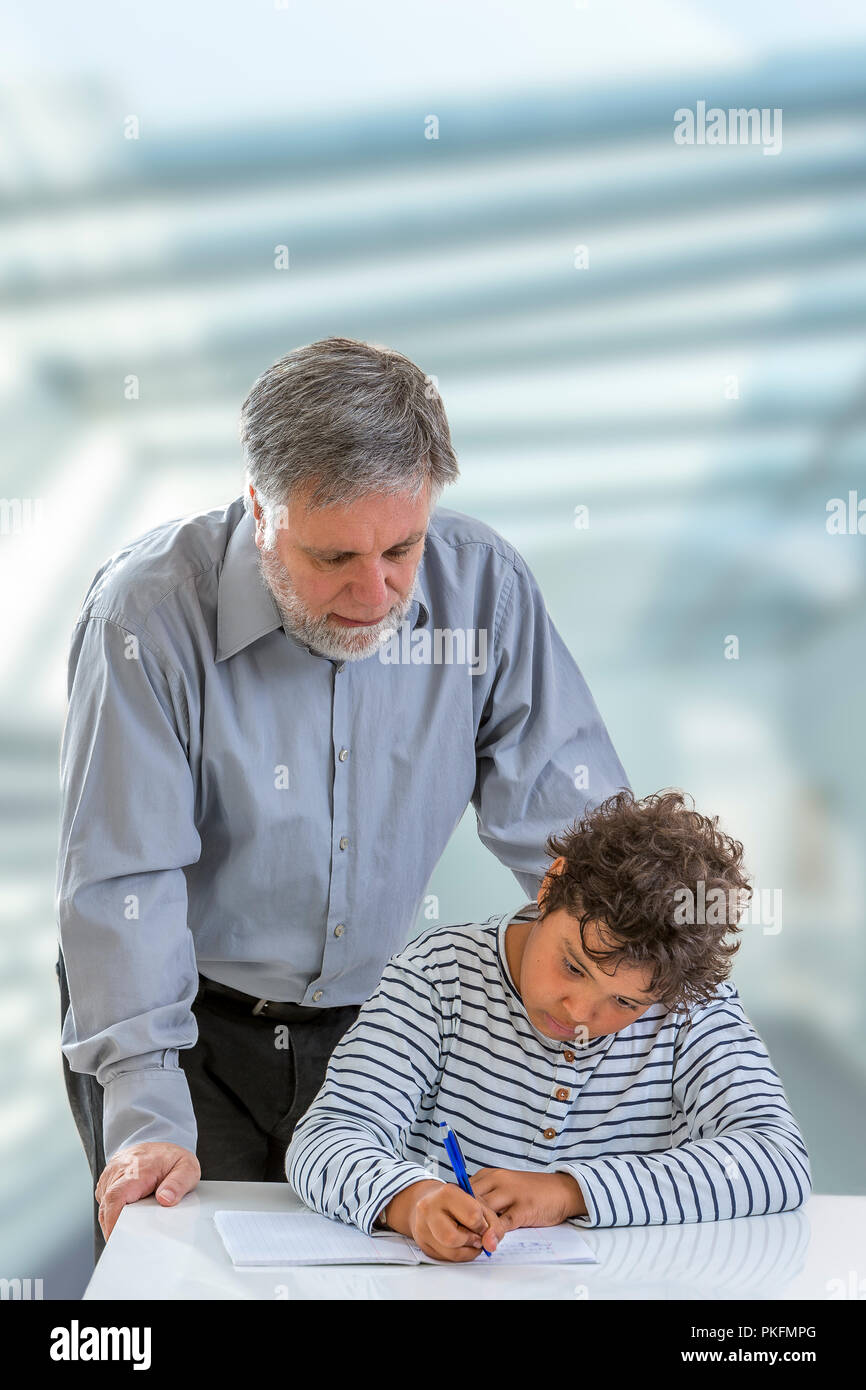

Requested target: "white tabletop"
[{"left": 83, "top": 1181, "right": 864, "bottom": 1300}]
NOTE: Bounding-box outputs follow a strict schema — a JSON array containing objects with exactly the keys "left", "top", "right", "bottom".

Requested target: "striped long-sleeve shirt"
[{"left": 285, "top": 904, "right": 812, "bottom": 1233}]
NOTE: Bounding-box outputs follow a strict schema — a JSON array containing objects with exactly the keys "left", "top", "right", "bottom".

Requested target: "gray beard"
[{"left": 256, "top": 544, "right": 419, "bottom": 663}]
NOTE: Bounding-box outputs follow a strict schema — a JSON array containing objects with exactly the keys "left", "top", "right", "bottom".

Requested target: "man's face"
[
  {"left": 507, "top": 858, "right": 659, "bottom": 1042},
  {"left": 251, "top": 481, "right": 430, "bottom": 662}
]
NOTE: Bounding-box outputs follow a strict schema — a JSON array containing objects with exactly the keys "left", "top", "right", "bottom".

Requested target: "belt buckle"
[{"left": 251, "top": 998, "right": 270, "bottom": 1016}]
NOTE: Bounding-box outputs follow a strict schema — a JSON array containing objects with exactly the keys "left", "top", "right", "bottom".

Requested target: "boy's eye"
[{"left": 563, "top": 958, "right": 637, "bottom": 1010}]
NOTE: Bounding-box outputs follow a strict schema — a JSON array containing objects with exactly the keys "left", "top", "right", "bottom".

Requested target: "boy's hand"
[
  {"left": 384, "top": 1179, "right": 508, "bottom": 1262},
  {"left": 469, "top": 1169, "right": 586, "bottom": 1229},
  {"left": 410, "top": 1183, "right": 508, "bottom": 1262}
]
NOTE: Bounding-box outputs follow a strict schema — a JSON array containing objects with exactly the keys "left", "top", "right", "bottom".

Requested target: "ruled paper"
[
  {"left": 214, "top": 1210, "right": 419, "bottom": 1265},
  {"left": 215, "top": 1209, "right": 598, "bottom": 1267}
]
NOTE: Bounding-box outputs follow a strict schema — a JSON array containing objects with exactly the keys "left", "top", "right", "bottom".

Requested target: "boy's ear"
[{"left": 537, "top": 855, "right": 567, "bottom": 910}]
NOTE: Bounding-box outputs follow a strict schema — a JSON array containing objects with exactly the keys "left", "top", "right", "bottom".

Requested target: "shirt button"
[
  {"left": 312, "top": 990, "right": 323, "bottom": 1002},
  {"left": 542, "top": 1127, "right": 556, "bottom": 1140},
  {"left": 555, "top": 1087, "right": 570, "bottom": 1101},
  {"left": 338, "top": 748, "right": 349, "bottom": 762},
  {"left": 339, "top": 836, "right": 349, "bottom": 850},
  {"left": 563, "top": 1050, "right": 575, "bottom": 1063},
  {"left": 334, "top": 923, "right": 345, "bottom": 937}
]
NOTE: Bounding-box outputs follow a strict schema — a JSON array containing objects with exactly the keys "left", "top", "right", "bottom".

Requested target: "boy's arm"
[
  {"left": 548, "top": 987, "right": 812, "bottom": 1227},
  {"left": 285, "top": 957, "right": 448, "bottom": 1235}
]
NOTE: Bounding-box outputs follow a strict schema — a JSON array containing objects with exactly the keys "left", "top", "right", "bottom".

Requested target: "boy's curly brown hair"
[{"left": 540, "top": 789, "right": 752, "bottom": 1014}]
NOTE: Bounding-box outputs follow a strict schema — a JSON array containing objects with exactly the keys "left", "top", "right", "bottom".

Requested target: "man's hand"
[
  {"left": 382, "top": 1179, "right": 508, "bottom": 1262},
  {"left": 469, "top": 1168, "right": 586, "bottom": 1229},
  {"left": 95, "top": 1143, "right": 200, "bottom": 1240}
]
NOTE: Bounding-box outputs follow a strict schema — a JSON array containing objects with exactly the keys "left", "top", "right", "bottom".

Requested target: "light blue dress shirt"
[{"left": 55, "top": 494, "right": 629, "bottom": 1161}]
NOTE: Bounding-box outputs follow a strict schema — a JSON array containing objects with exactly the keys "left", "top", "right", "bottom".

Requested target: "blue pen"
[{"left": 438, "top": 1121, "right": 493, "bottom": 1257}]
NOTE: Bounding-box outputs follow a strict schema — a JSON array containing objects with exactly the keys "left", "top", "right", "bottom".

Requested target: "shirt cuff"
[
  {"left": 102, "top": 1066, "right": 198, "bottom": 1162},
  {"left": 356, "top": 1163, "right": 444, "bottom": 1236},
  {"left": 549, "top": 1163, "right": 600, "bottom": 1227}
]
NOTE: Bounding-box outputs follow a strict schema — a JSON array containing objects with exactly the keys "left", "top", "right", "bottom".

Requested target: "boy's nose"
[{"left": 563, "top": 1001, "right": 595, "bottom": 1033}]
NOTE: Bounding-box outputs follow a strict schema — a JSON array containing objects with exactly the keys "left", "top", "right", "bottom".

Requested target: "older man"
[{"left": 55, "top": 337, "right": 629, "bottom": 1260}]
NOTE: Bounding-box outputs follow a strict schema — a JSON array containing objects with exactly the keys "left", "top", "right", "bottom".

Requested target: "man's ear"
[{"left": 249, "top": 488, "right": 266, "bottom": 549}]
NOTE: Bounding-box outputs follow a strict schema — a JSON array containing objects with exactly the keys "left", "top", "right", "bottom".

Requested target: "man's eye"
[
  {"left": 322, "top": 547, "right": 413, "bottom": 566},
  {"left": 564, "top": 960, "right": 584, "bottom": 977}
]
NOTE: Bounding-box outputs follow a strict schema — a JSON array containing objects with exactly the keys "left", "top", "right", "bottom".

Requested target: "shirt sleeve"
[
  {"left": 285, "top": 957, "right": 448, "bottom": 1234},
  {"left": 55, "top": 614, "right": 203, "bottom": 1162},
  {"left": 550, "top": 989, "right": 812, "bottom": 1226},
  {"left": 472, "top": 549, "right": 630, "bottom": 899}
]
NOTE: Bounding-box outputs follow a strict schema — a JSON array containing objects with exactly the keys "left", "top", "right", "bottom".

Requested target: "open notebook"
[{"left": 214, "top": 1209, "right": 597, "bottom": 1266}]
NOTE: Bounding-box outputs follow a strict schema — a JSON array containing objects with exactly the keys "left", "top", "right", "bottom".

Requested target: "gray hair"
[{"left": 239, "top": 337, "right": 459, "bottom": 537}]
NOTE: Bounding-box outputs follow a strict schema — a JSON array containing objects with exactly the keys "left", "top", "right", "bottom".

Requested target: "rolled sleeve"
[
  {"left": 472, "top": 551, "right": 630, "bottom": 898},
  {"left": 101, "top": 1066, "right": 198, "bottom": 1159},
  {"left": 55, "top": 615, "right": 203, "bottom": 1161}
]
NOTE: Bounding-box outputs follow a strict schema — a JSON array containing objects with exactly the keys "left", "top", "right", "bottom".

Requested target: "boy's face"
[{"left": 506, "top": 857, "right": 659, "bottom": 1041}]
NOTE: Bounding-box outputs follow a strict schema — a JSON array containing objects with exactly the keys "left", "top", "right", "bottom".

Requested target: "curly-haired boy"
[{"left": 286, "top": 790, "right": 811, "bottom": 1261}]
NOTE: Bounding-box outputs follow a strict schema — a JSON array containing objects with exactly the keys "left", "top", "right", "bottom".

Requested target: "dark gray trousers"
[{"left": 56, "top": 951, "right": 361, "bottom": 1267}]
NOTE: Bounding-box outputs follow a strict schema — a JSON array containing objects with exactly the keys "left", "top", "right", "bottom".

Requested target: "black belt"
[{"left": 196, "top": 976, "right": 328, "bottom": 1022}]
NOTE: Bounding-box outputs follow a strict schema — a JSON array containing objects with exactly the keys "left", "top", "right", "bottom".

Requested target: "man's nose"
[{"left": 344, "top": 562, "right": 391, "bottom": 609}]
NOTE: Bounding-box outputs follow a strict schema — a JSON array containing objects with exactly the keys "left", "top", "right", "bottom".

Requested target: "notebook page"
[
  {"left": 414, "top": 1224, "right": 598, "bottom": 1265},
  {"left": 214, "top": 1210, "right": 419, "bottom": 1266}
]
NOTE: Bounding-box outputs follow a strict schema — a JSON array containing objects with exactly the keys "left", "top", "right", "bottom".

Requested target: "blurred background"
[{"left": 1, "top": 0, "right": 865, "bottom": 1298}]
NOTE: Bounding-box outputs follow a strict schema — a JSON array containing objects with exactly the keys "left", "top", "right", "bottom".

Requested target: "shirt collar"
[
  {"left": 496, "top": 902, "right": 540, "bottom": 1009},
  {"left": 216, "top": 500, "right": 432, "bottom": 664}
]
